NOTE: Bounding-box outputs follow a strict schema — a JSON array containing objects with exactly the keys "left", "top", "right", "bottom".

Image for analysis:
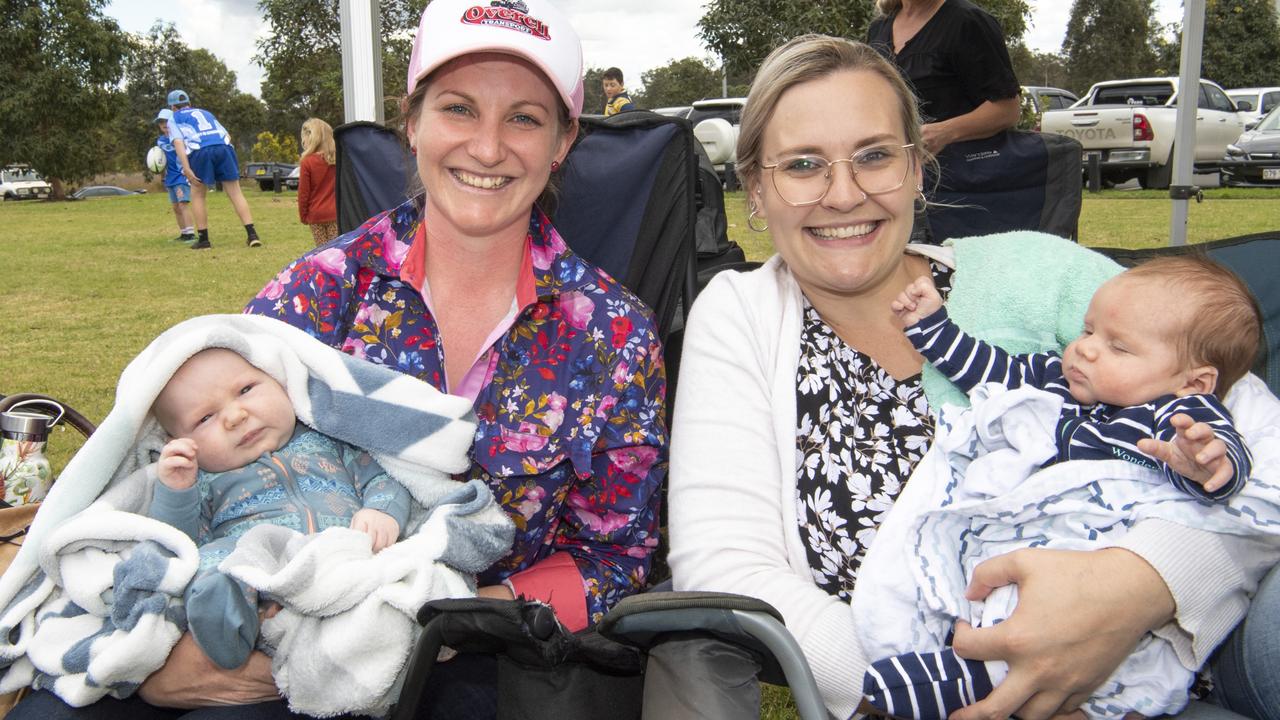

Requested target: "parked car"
[
  {"left": 1023, "top": 85, "right": 1079, "bottom": 114},
  {"left": 1039, "top": 77, "right": 1244, "bottom": 189},
  {"left": 651, "top": 106, "right": 693, "bottom": 119},
  {"left": 69, "top": 185, "right": 146, "bottom": 200},
  {"left": 688, "top": 97, "right": 747, "bottom": 184},
  {"left": 1226, "top": 87, "right": 1280, "bottom": 129},
  {"left": 244, "top": 161, "right": 298, "bottom": 191},
  {"left": 1, "top": 164, "right": 52, "bottom": 201},
  {"left": 285, "top": 165, "right": 300, "bottom": 191},
  {"left": 1222, "top": 105, "right": 1280, "bottom": 186}
]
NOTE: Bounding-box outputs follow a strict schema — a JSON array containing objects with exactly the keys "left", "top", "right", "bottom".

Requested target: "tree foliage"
[
  {"left": 635, "top": 57, "right": 727, "bottom": 109},
  {"left": 697, "top": 0, "right": 1029, "bottom": 80},
  {"left": 582, "top": 67, "right": 608, "bottom": 117},
  {"left": 251, "top": 131, "right": 300, "bottom": 163},
  {"left": 0, "top": 0, "right": 129, "bottom": 196},
  {"left": 1062, "top": 0, "right": 1161, "bottom": 94},
  {"left": 255, "top": 0, "right": 427, "bottom": 138},
  {"left": 1199, "top": 0, "right": 1280, "bottom": 90},
  {"left": 119, "top": 23, "right": 265, "bottom": 176},
  {"left": 1009, "top": 43, "right": 1069, "bottom": 89}
]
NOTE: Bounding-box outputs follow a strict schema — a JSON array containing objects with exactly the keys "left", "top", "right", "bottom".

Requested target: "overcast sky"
[{"left": 104, "top": 0, "right": 1186, "bottom": 98}]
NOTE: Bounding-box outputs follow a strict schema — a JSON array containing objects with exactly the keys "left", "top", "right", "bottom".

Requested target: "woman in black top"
[{"left": 867, "top": 0, "right": 1021, "bottom": 153}]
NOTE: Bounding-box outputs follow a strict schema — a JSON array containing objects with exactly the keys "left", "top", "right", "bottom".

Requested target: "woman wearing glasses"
[{"left": 662, "top": 35, "right": 1277, "bottom": 720}]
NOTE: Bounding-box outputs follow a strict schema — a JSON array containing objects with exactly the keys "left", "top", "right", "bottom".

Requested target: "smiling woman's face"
[
  {"left": 408, "top": 53, "right": 576, "bottom": 244},
  {"left": 753, "top": 69, "right": 921, "bottom": 302}
]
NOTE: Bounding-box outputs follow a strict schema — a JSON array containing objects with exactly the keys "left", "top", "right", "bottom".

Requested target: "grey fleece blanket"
[{"left": 0, "top": 314, "right": 513, "bottom": 716}]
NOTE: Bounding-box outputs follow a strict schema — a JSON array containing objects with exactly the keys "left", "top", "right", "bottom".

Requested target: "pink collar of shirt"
[{"left": 398, "top": 222, "right": 539, "bottom": 402}]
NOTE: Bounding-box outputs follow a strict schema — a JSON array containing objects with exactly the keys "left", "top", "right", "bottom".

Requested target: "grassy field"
[{"left": 1, "top": 183, "right": 1276, "bottom": 718}]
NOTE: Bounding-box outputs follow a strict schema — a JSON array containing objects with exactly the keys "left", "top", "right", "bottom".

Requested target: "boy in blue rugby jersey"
[
  {"left": 154, "top": 109, "right": 195, "bottom": 243},
  {"left": 165, "top": 89, "right": 261, "bottom": 250}
]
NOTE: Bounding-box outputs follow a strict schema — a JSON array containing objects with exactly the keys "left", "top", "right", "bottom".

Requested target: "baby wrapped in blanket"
[
  {"left": 860, "top": 256, "right": 1280, "bottom": 719},
  {"left": 0, "top": 314, "right": 514, "bottom": 717}
]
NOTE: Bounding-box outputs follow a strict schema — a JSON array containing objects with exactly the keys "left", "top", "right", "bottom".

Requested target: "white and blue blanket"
[
  {"left": 0, "top": 314, "right": 513, "bottom": 716},
  {"left": 856, "top": 377, "right": 1280, "bottom": 719}
]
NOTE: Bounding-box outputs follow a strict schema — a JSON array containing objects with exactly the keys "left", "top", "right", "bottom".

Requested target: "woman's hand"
[
  {"left": 137, "top": 632, "right": 279, "bottom": 708},
  {"left": 949, "top": 547, "right": 1174, "bottom": 720}
]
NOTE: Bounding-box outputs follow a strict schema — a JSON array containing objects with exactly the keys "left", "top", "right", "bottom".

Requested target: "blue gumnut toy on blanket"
[{"left": 0, "top": 314, "right": 514, "bottom": 717}]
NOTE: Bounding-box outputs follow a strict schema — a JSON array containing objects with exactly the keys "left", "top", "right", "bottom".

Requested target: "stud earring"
[{"left": 551, "top": 160, "right": 560, "bottom": 172}]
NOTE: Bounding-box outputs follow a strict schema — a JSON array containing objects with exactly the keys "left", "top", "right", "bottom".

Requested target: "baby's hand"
[
  {"left": 1137, "top": 413, "right": 1233, "bottom": 493},
  {"left": 891, "top": 275, "right": 943, "bottom": 328},
  {"left": 158, "top": 438, "right": 199, "bottom": 490},
  {"left": 351, "top": 509, "right": 400, "bottom": 553}
]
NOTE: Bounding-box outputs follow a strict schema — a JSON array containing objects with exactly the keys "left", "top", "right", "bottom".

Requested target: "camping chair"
[{"left": 926, "top": 131, "right": 1084, "bottom": 243}]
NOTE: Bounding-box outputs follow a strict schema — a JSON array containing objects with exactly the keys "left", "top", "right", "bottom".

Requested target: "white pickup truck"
[
  {"left": 1, "top": 164, "right": 52, "bottom": 201},
  {"left": 1039, "top": 77, "right": 1244, "bottom": 189}
]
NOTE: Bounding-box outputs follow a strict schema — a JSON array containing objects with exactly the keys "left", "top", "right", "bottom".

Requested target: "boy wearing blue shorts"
[
  {"left": 154, "top": 109, "right": 195, "bottom": 243},
  {"left": 166, "top": 89, "right": 261, "bottom": 250}
]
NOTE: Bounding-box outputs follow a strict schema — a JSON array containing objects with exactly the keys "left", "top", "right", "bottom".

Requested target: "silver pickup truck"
[{"left": 1039, "top": 77, "right": 1244, "bottom": 189}]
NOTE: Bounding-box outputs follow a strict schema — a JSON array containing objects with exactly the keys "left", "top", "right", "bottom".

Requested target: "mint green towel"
[{"left": 921, "top": 231, "right": 1124, "bottom": 409}]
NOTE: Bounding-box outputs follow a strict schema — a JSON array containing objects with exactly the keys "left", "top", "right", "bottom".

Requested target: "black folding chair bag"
[
  {"left": 1098, "top": 231, "right": 1280, "bottom": 395},
  {"left": 927, "top": 130, "right": 1083, "bottom": 242},
  {"left": 552, "top": 111, "right": 698, "bottom": 341},
  {"left": 334, "top": 121, "right": 414, "bottom": 236}
]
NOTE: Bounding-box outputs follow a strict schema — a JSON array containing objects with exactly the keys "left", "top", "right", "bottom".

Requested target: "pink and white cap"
[{"left": 407, "top": 0, "right": 584, "bottom": 118}]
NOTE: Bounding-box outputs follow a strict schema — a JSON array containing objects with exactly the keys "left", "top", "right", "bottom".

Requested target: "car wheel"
[
  {"left": 1139, "top": 157, "right": 1173, "bottom": 190},
  {"left": 258, "top": 180, "right": 273, "bottom": 191}
]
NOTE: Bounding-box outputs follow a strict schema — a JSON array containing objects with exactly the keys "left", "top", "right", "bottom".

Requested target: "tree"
[
  {"left": 697, "top": 1, "right": 876, "bottom": 78},
  {"left": 698, "top": 0, "right": 1029, "bottom": 81},
  {"left": 119, "top": 23, "right": 266, "bottom": 175},
  {"left": 1009, "top": 43, "right": 1069, "bottom": 89},
  {"left": 0, "top": 0, "right": 129, "bottom": 197},
  {"left": 1199, "top": 0, "right": 1280, "bottom": 90},
  {"left": 582, "top": 67, "right": 608, "bottom": 117},
  {"left": 255, "top": 0, "right": 427, "bottom": 138},
  {"left": 1062, "top": 0, "right": 1162, "bottom": 94},
  {"left": 636, "top": 57, "right": 725, "bottom": 108},
  {"left": 251, "top": 131, "right": 300, "bottom": 162}
]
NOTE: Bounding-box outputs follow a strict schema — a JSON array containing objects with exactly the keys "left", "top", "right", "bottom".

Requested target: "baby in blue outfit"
[{"left": 149, "top": 347, "right": 411, "bottom": 669}]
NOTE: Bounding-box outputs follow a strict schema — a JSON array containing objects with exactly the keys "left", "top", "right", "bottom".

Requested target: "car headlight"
[{"left": 1226, "top": 144, "right": 1244, "bottom": 155}]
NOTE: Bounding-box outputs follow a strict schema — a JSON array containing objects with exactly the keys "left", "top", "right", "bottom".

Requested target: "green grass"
[
  {"left": 724, "top": 187, "right": 1280, "bottom": 256},
  {"left": 1, "top": 184, "right": 1276, "bottom": 720}
]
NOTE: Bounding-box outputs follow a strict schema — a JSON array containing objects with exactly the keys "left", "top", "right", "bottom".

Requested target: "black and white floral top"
[{"left": 795, "top": 261, "right": 953, "bottom": 600}]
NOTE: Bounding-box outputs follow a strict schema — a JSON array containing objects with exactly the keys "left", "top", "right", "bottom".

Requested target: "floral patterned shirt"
[
  {"left": 245, "top": 198, "right": 666, "bottom": 627},
  {"left": 795, "top": 261, "right": 953, "bottom": 600}
]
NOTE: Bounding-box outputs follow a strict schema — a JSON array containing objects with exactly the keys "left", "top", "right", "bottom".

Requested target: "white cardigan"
[{"left": 668, "top": 250, "right": 1280, "bottom": 720}]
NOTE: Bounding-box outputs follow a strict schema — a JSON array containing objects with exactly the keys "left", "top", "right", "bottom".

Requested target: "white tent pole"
[
  {"left": 340, "top": 0, "right": 384, "bottom": 123},
  {"left": 1169, "top": 0, "right": 1206, "bottom": 246}
]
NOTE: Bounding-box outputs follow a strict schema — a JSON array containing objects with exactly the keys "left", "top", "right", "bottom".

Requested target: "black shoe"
[
  {"left": 190, "top": 239, "right": 212, "bottom": 250},
  {"left": 246, "top": 236, "right": 262, "bottom": 248},
  {"left": 175, "top": 234, "right": 196, "bottom": 243}
]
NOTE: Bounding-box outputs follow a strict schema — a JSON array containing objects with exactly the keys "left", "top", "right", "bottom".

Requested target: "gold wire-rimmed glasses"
[{"left": 760, "top": 143, "right": 916, "bottom": 207}]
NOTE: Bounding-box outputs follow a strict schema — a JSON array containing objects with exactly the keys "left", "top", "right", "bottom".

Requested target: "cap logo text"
[{"left": 462, "top": 1, "right": 551, "bottom": 40}]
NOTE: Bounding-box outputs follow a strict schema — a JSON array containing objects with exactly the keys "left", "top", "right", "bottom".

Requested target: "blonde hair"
[
  {"left": 736, "top": 35, "right": 934, "bottom": 198},
  {"left": 300, "top": 118, "right": 336, "bottom": 165},
  {"left": 876, "top": 0, "right": 902, "bottom": 14},
  {"left": 1124, "top": 255, "right": 1262, "bottom": 397}
]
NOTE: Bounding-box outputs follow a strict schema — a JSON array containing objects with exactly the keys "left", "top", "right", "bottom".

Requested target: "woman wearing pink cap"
[{"left": 10, "top": 2, "right": 664, "bottom": 719}]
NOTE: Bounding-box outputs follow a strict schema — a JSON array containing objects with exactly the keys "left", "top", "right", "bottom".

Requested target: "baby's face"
[
  {"left": 1061, "top": 275, "right": 1197, "bottom": 407},
  {"left": 153, "top": 349, "right": 296, "bottom": 472}
]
